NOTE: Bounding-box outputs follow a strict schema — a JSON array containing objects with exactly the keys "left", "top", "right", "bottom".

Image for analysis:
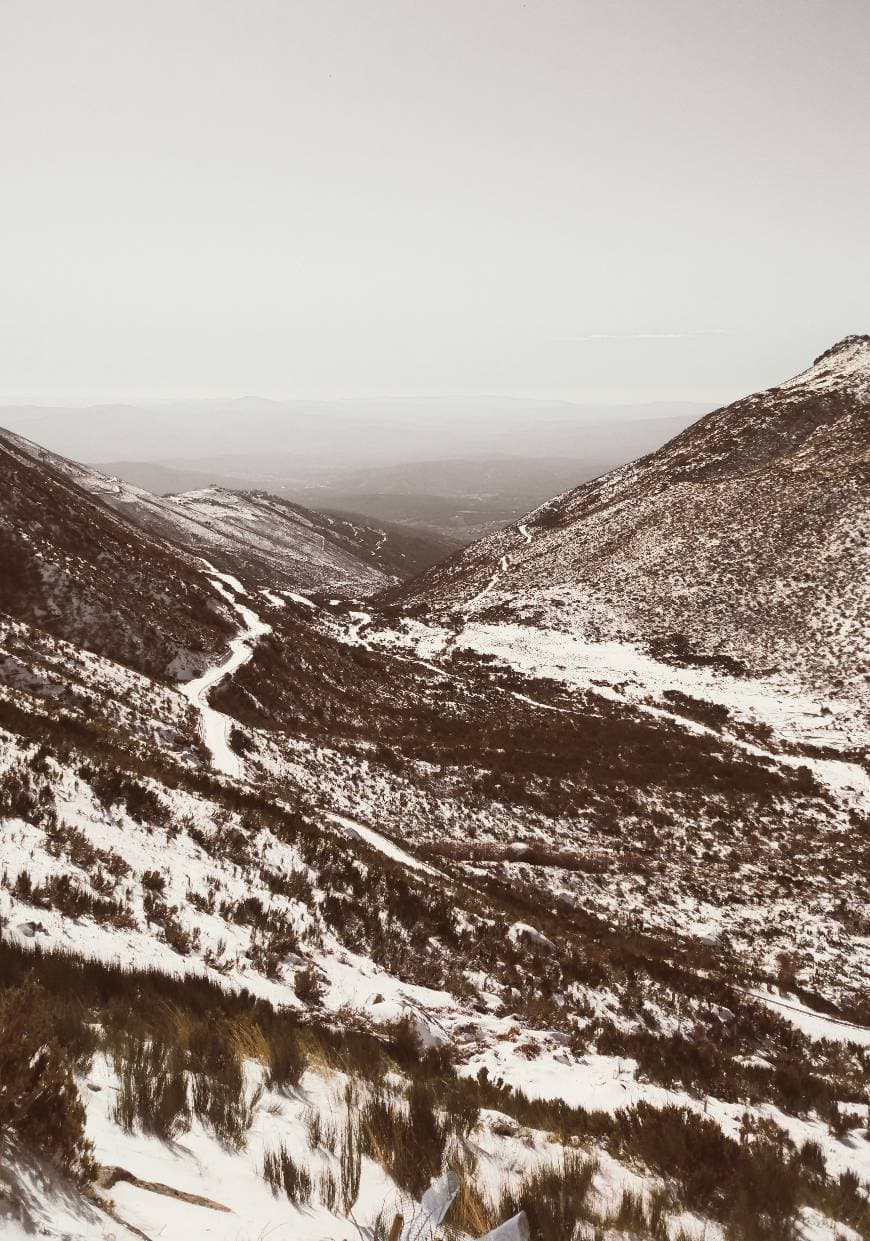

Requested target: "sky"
[{"left": 1, "top": 0, "right": 868, "bottom": 406}]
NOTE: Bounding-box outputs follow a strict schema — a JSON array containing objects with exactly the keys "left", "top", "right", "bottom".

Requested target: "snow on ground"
[
  {"left": 260, "top": 588, "right": 286, "bottom": 607},
  {"left": 780, "top": 335, "right": 870, "bottom": 399},
  {"left": 0, "top": 616, "right": 195, "bottom": 747},
  {"left": 456, "top": 622, "right": 860, "bottom": 752},
  {"left": 0, "top": 1143, "right": 141, "bottom": 1241},
  {"left": 7, "top": 745, "right": 867, "bottom": 1198},
  {"left": 366, "top": 617, "right": 869, "bottom": 812},
  {"left": 461, "top": 1024, "right": 870, "bottom": 1190},
  {"left": 76, "top": 1057, "right": 404, "bottom": 1241},
  {"left": 0, "top": 762, "right": 464, "bottom": 1033},
  {"left": 3, "top": 746, "right": 870, "bottom": 1237},
  {"left": 464, "top": 573, "right": 502, "bottom": 617},
  {"left": 284, "top": 591, "right": 318, "bottom": 609},
  {"left": 70, "top": 1052, "right": 692, "bottom": 1241}
]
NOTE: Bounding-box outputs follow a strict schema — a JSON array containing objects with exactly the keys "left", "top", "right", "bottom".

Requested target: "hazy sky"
[{"left": 1, "top": 0, "right": 868, "bottom": 405}]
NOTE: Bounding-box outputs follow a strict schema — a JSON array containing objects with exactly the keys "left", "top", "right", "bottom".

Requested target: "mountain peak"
[
  {"left": 777, "top": 333, "right": 870, "bottom": 398},
  {"left": 812, "top": 334, "right": 870, "bottom": 367}
]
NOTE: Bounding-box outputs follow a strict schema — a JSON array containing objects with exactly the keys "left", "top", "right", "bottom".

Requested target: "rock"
[{"left": 508, "top": 921, "right": 556, "bottom": 951}]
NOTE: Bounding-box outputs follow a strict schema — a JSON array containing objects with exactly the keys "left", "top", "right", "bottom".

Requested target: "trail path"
[
  {"left": 464, "top": 570, "right": 502, "bottom": 616},
  {"left": 180, "top": 562, "right": 271, "bottom": 779},
  {"left": 463, "top": 523, "right": 535, "bottom": 618}
]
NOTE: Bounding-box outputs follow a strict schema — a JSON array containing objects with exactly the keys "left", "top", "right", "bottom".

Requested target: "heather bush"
[
  {"left": 339, "top": 1111, "right": 362, "bottom": 1213},
  {"left": 187, "top": 1019, "right": 258, "bottom": 1146},
  {"left": 294, "top": 963, "right": 325, "bottom": 1005}
]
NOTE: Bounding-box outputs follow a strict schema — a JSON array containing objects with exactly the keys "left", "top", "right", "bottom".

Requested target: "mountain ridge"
[{"left": 0, "top": 428, "right": 450, "bottom": 595}]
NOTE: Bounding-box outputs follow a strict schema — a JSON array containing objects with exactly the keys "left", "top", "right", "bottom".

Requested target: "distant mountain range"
[
  {"left": 0, "top": 396, "right": 709, "bottom": 468},
  {"left": 93, "top": 453, "right": 612, "bottom": 543},
  {"left": 75, "top": 410, "right": 700, "bottom": 543}
]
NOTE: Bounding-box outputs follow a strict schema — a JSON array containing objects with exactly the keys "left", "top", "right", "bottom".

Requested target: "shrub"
[
  {"left": 358, "top": 1081, "right": 446, "bottom": 1198},
  {"left": 609, "top": 1187, "right": 649, "bottom": 1233},
  {"left": 340, "top": 1085, "right": 362, "bottom": 1214},
  {"left": 191, "top": 1073, "right": 258, "bottom": 1148},
  {"left": 266, "top": 1027, "right": 306, "bottom": 1092},
  {"left": 88, "top": 769, "right": 167, "bottom": 825},
  {"left": 263, "top": 1144, "right": 312, "bottom": 1204},
  {"left": 12, "top": 869, "right": 33, "bottom": 900},
  {"left": 50, "top": 996, "right": 99, "bottom": 1073},
  {"left": 305, "top": 1107, "right": 322, "bottom": 1149},
  {"left": 294, "top": 964, "right": 324, "bottom": 1005},
  {"left": 318, "top": 1166, "right": 338, "bottom": 1211},
  {"left": 0, "top": 981, "right": 94, "bottom": 1180},
  {"left": 615, "top": 1102, "right": 801, "bottom": 1240},
  {"left": 497, "top": 1154, "right": 597, "bottom": 1241},
  {"left": 112, "top": 1035, "right": 190, "bottom": 1140},
  {"left": 29, "top": 873, "right": 135, "bottom": 929},
  {"left": 187, "top": 1019, "right": 258, "bottom": 1147},
  {"left": 439, "top": 1077, "right": 480, "bottom": 1139},
  {"left": 162, "top": 912, "right": 197, "bottom": 956}
]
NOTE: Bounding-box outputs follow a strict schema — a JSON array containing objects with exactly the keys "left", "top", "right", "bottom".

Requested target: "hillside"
[
  {"left": 4, "top": 564, "right": 870, "bottom": 1240},
  {"left": 1, "top": 428, "right": 447, "bottom": 594},
  {"left": 0, "top": 430, "right": 236, "bottom": 679},
  {"left": 397, "top": 337, "right": 870, "bottom": 718}
]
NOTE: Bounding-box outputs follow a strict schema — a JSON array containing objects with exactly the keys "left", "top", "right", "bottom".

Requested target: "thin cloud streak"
[{"left": 555, "top": 330, "right": 729, "bottom": 342}]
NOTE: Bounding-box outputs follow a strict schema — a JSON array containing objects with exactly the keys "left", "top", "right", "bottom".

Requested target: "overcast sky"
[{"left": 1, "top": 0, "right": 868, "bottom": 405}]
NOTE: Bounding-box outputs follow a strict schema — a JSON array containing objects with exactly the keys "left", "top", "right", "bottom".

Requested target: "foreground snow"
[{"left": 12, "top": 1057, "right": 715, "bottom": 1241}]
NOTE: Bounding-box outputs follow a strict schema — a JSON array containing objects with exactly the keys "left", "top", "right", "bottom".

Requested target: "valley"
[{"left": 0, "top": 340, "right": 868, "bottom": 1241}]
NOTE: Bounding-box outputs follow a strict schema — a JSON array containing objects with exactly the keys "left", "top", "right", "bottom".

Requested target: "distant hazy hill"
[
  {"left": 86, "top": 460, "right": 252, "bottom": 495},
  {"left": 0, "top": 396, "right": 707, "bottom": 469}
]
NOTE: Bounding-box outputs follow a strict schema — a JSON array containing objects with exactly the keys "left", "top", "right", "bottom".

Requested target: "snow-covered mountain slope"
[
  {"left": 3, "top": 350, "right": 870, "bottom": 1240},
  {"left": 0, "top": 430, "right": 236, "bottom": 679},
  {"left": 398, "top": 337, "right": 870, "bottom": 718},
  {"left": 1, "top": 427, "right": 439, "bottom": 596}
]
